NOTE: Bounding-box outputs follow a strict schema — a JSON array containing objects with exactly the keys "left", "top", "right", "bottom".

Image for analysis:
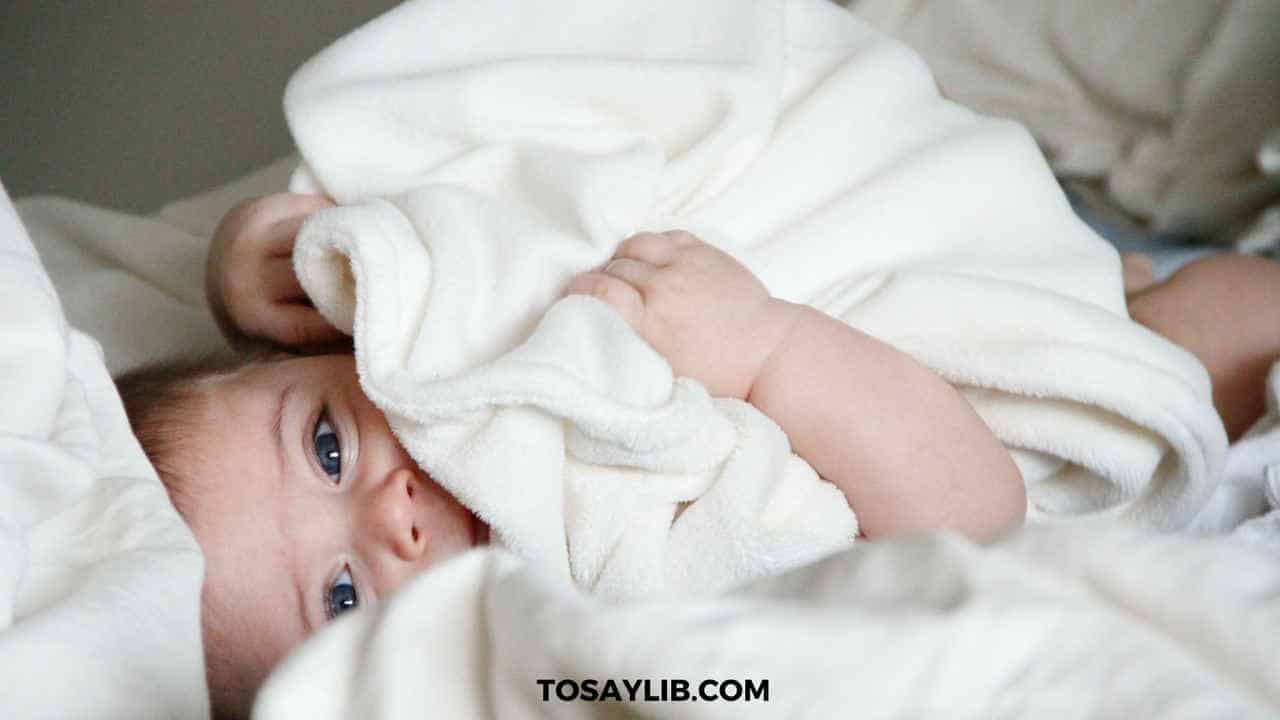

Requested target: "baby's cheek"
[{"left": 421, "top": 479, "right": 478, "bottom": 561}]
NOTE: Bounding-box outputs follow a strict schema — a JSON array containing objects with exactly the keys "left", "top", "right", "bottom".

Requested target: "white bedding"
[
  {"left": 257, "top": 523, "right": 1280, "bottom": 719},
  {"left": 12, "top": 156, "right": 308, "bottom": 377},
  {"left": 0, "top": 182, "right": 208, "bottom": 718},
  {"left": 284, "top": 0, "right": 1224, "bottom": 601},
  {"left": 258, "top": 1, "right": 1280, "bottom": 715},
  {"left": 3, "top": 1, "right": 1278, "bottom": 718},
  {"left": 852, "top": 0, "right": 1280, "bottom": 240}
]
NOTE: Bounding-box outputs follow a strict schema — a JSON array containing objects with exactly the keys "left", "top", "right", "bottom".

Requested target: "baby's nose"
[{"left": 366, "top": 467, "right": 429, "bottom": 562}]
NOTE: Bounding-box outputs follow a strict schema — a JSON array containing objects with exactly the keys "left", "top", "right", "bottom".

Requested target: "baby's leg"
[{"left": 1127, "top": 254, "right": 1280, "bottom": 440}]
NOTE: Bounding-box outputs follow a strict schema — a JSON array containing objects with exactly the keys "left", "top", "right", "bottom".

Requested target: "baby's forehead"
[
  {"left": 219, "top": 355, "right": 302, "bottom": 387},
  {"left": 228, "top": 353, "right": 353, "bottom": 388},
  {"left": 176, "top": 363, "right": 299, "bottom": 507},
  {"left": 183, "top": 353, "right": 356, "bottom": 500},
  {"left": 182, "top": 366, "right": 307, "bottom": 638},
  {"left": 198, "top": 356, "right": 311, "bottom": 408},
  {"left": 137, "top": 355, "right": 340, "bottom": 712},
  {"left": 179, "top": 351, "right": 361, "bottom": 521}
]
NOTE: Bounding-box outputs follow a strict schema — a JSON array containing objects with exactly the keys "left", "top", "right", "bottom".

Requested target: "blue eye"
[
  {"left": 326, "top": 566, "right": 358, "bottom": 619},
  {"left": 312, "top": 414, "right": 342, "bottom": 482}
]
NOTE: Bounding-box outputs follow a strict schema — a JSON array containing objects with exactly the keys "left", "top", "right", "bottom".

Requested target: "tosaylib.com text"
[{"left": 536, "top": 677, "right": 769, "bottom": 703}]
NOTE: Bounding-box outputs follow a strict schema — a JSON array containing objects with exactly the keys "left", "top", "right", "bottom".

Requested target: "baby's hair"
[
  {"left": 116, "top": 351, "right": 278, "bottom": 518},
  {"left": 115, "top": 348, "right": 292, "bottom": 720}
]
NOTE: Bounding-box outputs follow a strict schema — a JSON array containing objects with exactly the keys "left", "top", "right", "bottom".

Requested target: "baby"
[{"left": 118, "top": 192, "right": 1280, "bottom": 718}]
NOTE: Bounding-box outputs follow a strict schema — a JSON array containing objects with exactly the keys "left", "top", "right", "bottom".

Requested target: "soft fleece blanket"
[
  {"left": 257, "top": 524, "right": 1280, "bottom": 719},
  {"left": 285, "top": 0, "right": 1226, "bottom": 598}
]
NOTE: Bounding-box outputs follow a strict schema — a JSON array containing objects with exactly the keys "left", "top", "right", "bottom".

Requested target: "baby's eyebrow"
[
  {"left": 294, "top": 576, "right": 313, "bottom": 635},
  {"left": 273, "top": 381, "right": 299, "bottom": 453}
]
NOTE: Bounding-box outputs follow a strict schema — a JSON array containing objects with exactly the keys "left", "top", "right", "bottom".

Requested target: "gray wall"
[{"left": 2, "top": 1, "right": 400, "bottom": 212}]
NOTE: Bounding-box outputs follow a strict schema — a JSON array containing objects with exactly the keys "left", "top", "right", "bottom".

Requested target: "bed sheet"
[
  {"left": 14, "top": 157, "right": 302, "bottom": 378},
  {"left": 0, "top": 181, "right": 208, "bottom": 719}
]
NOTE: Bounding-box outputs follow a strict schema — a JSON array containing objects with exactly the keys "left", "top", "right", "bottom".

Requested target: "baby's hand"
[
  {"left": 206, "top": 193, "right": 346, "bottom": 349},
  {"left": 566, "top": 231, "right": 800, "bottom": 399}
]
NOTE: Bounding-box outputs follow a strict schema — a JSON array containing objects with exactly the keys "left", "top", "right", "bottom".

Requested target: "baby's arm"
[
  {"left": 206, "top": 193, "right": 347, "bottom": 351},
  {"left": 568, "top": 231, "right": 1025, "bottom": 541}
]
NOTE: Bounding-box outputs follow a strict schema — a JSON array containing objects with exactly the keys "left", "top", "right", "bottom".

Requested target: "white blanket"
[
  {"left": 285, "top": 0, "right": 1226, "bottom": 599},
  {"left": 0, "top": 182, "right": 208, "bottom": 718},
  {"left": 257, "top": 523, "right": 1280, "bottom": 719},
  {"left": 851, "top": 0, "right": 1280, "bottom": 239}
]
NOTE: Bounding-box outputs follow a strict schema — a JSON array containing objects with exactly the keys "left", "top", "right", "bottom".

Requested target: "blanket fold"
[
  {"left": 0, "top": 182, "right": 208, "bottom": 719},
  {"left": 285, "top": 0, "right": 1225, "bottom": 598},
  {"left": 258, "top": 525, "right": 1280, "bottom": 719}
]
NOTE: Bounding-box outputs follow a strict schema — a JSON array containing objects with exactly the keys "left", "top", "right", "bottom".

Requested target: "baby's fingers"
[
  {"left": 614, "top": 230, "right": 699, "bottom": 267},
  {"left": 263, "top": 213, "right": 314, "bottom": 257},
  {"left": 616, "top": 232, "right": 677, "bottom": 266},
  {"left": 258, "top": 303, "right": 347, "bottom": 348},
  {"left": 601, "top": 257, "right": 655, "bottom": 289},
  {"left": 565, "top": 271, "right": 645, "bottom": 328},
  {"left": 262, "top": 256, "right": 306, "bottom": 302}
]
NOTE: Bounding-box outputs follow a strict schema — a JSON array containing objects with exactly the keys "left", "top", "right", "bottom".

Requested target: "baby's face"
[{"left": 183, "top": 354, "right": 484, "bottom": 695}]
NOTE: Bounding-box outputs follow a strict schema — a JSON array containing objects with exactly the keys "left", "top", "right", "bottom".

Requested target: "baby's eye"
[
  {"left": 312, "top": 413, "right": 342, "bottom": 482},
  {"left": 326, "top": 566, "right": 358, "bottom": 620}
]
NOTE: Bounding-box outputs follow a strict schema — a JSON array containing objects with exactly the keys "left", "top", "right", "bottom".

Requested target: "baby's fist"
[
  {"left": 206, "top": 193, "right": 344, "bottom": 349},
  {"left": 567, "top": 231, "right": 799, "bottom": 400}
]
